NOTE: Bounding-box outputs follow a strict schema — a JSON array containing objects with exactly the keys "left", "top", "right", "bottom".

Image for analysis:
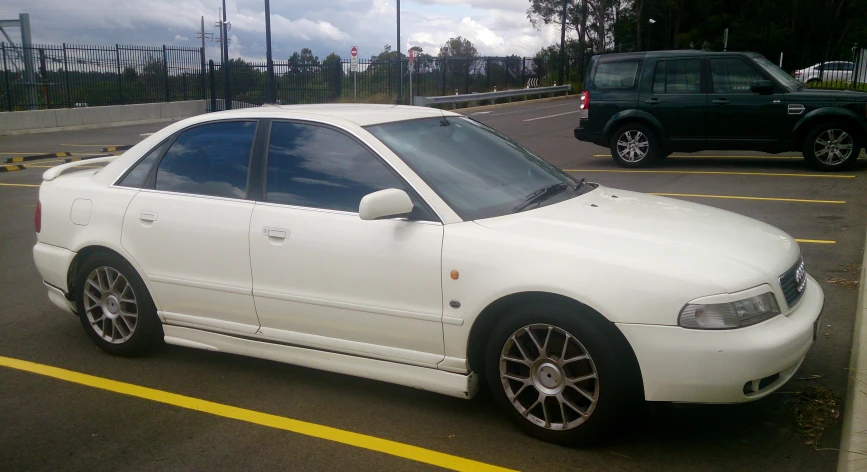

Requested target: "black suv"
[{"left": 573, "top": 51, "right": 867, "bottom": 170}]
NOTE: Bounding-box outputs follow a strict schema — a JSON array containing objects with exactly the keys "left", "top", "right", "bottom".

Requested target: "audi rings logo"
[{"left": 795, "top": 260, "right": 807, "bottom": 293}]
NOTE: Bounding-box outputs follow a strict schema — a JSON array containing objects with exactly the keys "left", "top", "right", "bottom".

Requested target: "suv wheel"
[
  {"left": 610, "top": 124, "right": 660, "bottom": 168},
  {"left": 803, "top": 122, "right": 861, "bottom": 171}
]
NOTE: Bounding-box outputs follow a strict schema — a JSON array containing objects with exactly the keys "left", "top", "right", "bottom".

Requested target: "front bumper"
[{"left": 617, "top": 274, "right": 824, "bottom": 403}]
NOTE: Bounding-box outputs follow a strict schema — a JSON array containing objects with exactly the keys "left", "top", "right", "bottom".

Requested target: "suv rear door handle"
[
  {"left": 644, "top": 98, "right": 661, "bottom": 104},
  {"left": 712, "top": 98, "right": 730, "bottom": 105}
]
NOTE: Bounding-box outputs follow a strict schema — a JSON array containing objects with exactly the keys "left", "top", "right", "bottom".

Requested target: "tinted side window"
[
  {"left": 266, "top": 122, "right": 430, "bottom": 218},
  {"left": 593, "top": 60, "right": 640, "bottom": 89},
  {"left": 652, "top": 61, "right": 666, "bottom": 94},
  {"left": 843, "top": 62, "right": 855, "bottom": 71},
  {"left": 154, "top": 121, "right": 256, "bottom": 199},
  {"left": 711, "top": 58, "right": 764, "bottom": 93},
  {"left": 117, "top": 140, "right": 169, "bottom": 188},
  {"left": 665, "top": 59, "right": 701, "bottom": 93}
]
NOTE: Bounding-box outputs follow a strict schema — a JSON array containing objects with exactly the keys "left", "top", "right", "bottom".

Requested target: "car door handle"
[
  {"left": 263, "top": 227, "right": 288, "bottom": 239},
  {"left": 138, "top": 212, "right": 157, "bottom": 222},
  {"left": 644, "top": 98, "right": 661, "bottom": 104},
  {"left": 712, "top": 98, "right": 730, "bottom": 105}
]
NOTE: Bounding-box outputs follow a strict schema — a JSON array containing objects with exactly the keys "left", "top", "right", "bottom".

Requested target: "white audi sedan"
[{"left": 33, "top": 105, "right": 823, "bottom": 444}]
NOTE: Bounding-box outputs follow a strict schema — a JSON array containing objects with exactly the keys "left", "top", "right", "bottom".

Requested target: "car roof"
[
  {"left": 199, "top": 104, "right": 459, "bottom": 127},
  {"left": 596, "top": 50, "right": 758, "bottom": 60}
]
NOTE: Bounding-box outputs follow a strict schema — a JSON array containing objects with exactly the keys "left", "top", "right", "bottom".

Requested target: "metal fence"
[
  {"left": 792, "top": 48, "right": 867, "bottom": 91},
  {"left": 0, "top": 43, "right": 205, "bottom": 111}
]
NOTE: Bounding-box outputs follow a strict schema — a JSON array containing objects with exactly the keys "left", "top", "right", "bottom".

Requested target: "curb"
[
  {"left": 100, "top": 145, "right": 132, "bottom": 152},
  {"left": 4, "top": 152, "right": 72, "bottom": 164},
  {"left": 0, "top": 164, "right": 25, "bottom": 173},
  {"left": 838, "top": 221, "right": 867, "bottom": 471}
]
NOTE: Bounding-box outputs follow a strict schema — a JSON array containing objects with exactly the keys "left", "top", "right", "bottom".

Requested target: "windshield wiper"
[{"left": 513, "top": 183, "right": 569, "bottom": 213}]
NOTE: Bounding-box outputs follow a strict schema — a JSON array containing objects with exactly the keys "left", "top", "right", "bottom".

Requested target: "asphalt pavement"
[{"left": 1, "top": 97, "right": 865, "bottom": 472}]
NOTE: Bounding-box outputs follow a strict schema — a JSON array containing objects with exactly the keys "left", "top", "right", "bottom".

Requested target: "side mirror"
[
  {"left": 359, "top": 188, "right": 414, "bottom": 221},
  {"left": 751, "top": 79, "right": 774, "bottom": 94}
]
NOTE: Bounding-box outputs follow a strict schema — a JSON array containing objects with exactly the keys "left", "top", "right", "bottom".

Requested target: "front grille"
[{"left": 779, "top": 256, "right": 807, "bottom": 308}]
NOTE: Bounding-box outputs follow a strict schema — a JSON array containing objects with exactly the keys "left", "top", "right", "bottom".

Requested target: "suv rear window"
[{"left": 593, "top": 60, "right": 640, "bottom": 90}]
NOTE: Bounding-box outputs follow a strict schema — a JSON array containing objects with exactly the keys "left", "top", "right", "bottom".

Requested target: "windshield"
[
  {"left": 366, "top": 117, "right": 588, "bottom": 220},
  {"left": 752, "top": 56, "right": 802, "bottom": 91}
]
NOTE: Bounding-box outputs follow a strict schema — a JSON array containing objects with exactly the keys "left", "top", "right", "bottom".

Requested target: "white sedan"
[{"left": 33, "top": 105, "right": 823, "bottom": 444}]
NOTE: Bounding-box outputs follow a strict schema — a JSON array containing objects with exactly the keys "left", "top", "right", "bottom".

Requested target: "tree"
[
  {"left": 437, "top": 37, "right": 480, "bottom": 94},
  {"left": 438, "top": 36, "right": 479, "bottom": 58},
  {"left": 322, "top": 52, "right": 343, "bottom": 97},
  {"left": 288, "top": 47, "right": 320, "bottom": 71}
]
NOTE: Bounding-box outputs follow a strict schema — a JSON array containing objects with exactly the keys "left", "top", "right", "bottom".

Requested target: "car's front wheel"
[
  {"left": 609, "top": 123, "right": 660, "bottom": 168},
  {"left": 75, "top": 252, "right": 163, "bottom": 356},
  {"left": 484, "top": 302, "right": 642, "bottom": 445},
  {"left": 803, "top": 122, "right": 861, "bottom": 171}
]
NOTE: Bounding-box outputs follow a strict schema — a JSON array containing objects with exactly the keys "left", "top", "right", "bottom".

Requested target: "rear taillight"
[
  {"left": 794, "top": 71, "right": 801, "bottom": 77},
  {"left": 35, "top": 201, "right": 41, "bottom": 233},
  {"left": 580, "top": 90, "right": 590, "bottom": 110}
]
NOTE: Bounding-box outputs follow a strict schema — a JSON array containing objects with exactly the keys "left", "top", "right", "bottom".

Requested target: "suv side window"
[
  {"left": 651, "top": 59, "right": 702, "bottom": 94},
  {"left": 593, "top": 60, "right": 640, "bottom": 90},
  {"left": 153, "top": 121, "right": 256, "bottom": 199},
  {"left": 710, "top": 58, "right": 764, "bottom": 93},
  {"left": 266, "top": 121, "right": 434, "bottom": 220}
]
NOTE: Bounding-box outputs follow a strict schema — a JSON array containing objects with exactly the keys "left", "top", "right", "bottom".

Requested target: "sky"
[{"left": 0, "top": 0, "right": 573, "bottom": 62}]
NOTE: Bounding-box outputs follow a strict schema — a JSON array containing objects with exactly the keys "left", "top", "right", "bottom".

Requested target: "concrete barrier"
[{"left": 0, "top": 100, "right": 207, "bottom": 135}]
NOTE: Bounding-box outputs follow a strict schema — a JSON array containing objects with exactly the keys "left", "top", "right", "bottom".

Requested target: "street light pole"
[
  {"left": 648, "top": 18, "right": 656, "bottom": 51},
  {"left": 264, "top": 0, "right": 276, "bottom": 103},
  {"left": 558, "top": 0, "right": 567, "bottom": 85},
  {"left": 396, "top": 0, "right": 402, "bottom": 104}
]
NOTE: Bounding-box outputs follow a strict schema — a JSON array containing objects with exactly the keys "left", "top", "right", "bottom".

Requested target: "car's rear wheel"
[
  {"left": 803, "top": 122, "right": 861, "bottom": 171},
  {"left": 484, "top": 302, "right": 642, "bottom": 445},
  {"left": 75, "top": 252, "right": 162, "bottom": 356},
  {"left": 609, "top": 123, "right": 660, "bottom": 168}
]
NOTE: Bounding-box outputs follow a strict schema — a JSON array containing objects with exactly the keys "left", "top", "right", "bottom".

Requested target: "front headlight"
[{"left": 678, "top": 292, "right": 781, "bottom": 329}]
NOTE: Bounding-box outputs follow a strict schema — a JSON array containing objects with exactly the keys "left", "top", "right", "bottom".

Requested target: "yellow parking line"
[
  {"left": 0, "top": 356, "right": 515, "bottom": 472},
  {"left": 795, "top": 239, "right": 836, "bottom": 244},
  {"left": 592, "top": 154, "right": 802, "bottom": 159},
  {"left": 0, "top": 183, "right": 40, "bottom": 187},
  {"left": 650, "top": 193, "right": 845, "bottom": 204},
  {"left": 564, "top": 169, "right": 854, "bottom": 178}
]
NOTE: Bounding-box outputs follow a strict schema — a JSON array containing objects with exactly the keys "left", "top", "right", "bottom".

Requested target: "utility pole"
[
  {"left": 264, "top": 0, "right": 276, "bottom": 103},
  {"left": 396, "top": 0, "right": 402, "bottom": 104},
  {"left": 0, "top": 13, "right": 37, "bottom": 109},
  {"left": 558, "top": 0, "right": 568, "bottom": 86},
  {"left": 196, "top": 16, "right": 212, "bottom": 66}
]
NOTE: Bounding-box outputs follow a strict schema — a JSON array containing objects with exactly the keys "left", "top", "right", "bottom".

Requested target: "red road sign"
[{"left": 351, "top": 46, "right": 358, "bottom": 57}]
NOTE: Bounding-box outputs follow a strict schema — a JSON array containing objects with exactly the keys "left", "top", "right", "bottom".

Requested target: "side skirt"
[{"left": 163, "top": 325, "right": 479, "bottom": 400}]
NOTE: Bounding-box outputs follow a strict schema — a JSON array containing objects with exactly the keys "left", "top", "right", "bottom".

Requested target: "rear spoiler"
[{"left": 42, "top": 156, "right": 119, "bottom": 181}]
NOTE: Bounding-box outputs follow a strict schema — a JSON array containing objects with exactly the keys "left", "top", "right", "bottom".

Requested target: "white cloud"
[{"left": 0, "top": 0, "right": 571, "bottom": 61}]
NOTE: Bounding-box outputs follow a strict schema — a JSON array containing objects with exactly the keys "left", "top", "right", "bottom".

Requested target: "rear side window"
[
  {"left": 711, "top": 58, "right": 763, "bottom": 93},
  {"left": 593, "top": 60, "right": 640, "bottom": 90},
  {"left": 154, "top": 121, "right": 256, "bottom": 199},
  {"left": 651, "top": 59, "right": 701, "bottom": 94},
  {"left": 116, "top": 140, "right": 169, "bottom": 188}
]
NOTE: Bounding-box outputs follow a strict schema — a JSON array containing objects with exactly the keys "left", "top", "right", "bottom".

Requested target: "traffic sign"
[{"left": 350, "top": 46, "right": 358, "bottom": 72}]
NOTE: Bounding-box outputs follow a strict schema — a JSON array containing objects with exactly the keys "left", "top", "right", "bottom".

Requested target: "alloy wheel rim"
[
  {"left": 616, "top": 130, "right": 649, "bottom": 162},
  {"left": 814, "top": 129, "right": 854, "bottom": 165},
  {"left": 83, "top": 266, "right": 138, "bottom": 344},
  {"left": 499, "top": 324, "right": 599, "bottom": 431}
]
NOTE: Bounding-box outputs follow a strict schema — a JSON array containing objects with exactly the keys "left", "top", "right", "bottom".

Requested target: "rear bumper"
[
  {"left": 573, "top": 126, "right": 606, "bottom": 147},
  {"left": 33, "top": 242, "right": 77, "bottom": 314},
  {"left": 617, "top": 275, "right": 824, "bottom": 403}
]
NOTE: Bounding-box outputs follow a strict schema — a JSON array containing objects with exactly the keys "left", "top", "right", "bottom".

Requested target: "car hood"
[{"left": 474, "top": 185, "right": 800, "bottom": 294}]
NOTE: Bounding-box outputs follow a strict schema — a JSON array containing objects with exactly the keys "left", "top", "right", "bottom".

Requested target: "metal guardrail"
[{"left": 412, "top": 84, "right": 572, "bottom": 108}]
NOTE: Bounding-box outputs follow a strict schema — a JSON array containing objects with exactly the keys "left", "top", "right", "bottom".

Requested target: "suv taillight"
[
  {"left": 580, "top": 91, "right": 590, "bottom": 110},
  {"left": 35, "top": 201, "right": 41, "bottom": 233}
]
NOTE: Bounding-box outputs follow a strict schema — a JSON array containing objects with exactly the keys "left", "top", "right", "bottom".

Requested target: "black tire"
[
  {"left": 75, "top": 252, "right": 163, "bottom": 356},
  {"left": 484, "top": 300, "right": 643, "bottom": 445},
  {"left": 802, "top": 121, "right": 861, "bottom": 171},
  {"left": 609, "top": 123, "right": 661, "bottom": 168}
]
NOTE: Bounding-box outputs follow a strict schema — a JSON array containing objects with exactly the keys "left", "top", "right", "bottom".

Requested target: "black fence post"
[
  {"left": 200, "top": 47, "right": 206, "bottom": 101},
  {"left": 441, "top": 58, "right": 446, "bottom": 96},
  {"left": 62, "top": 43, "right": 71, "bottom": 108},
  {"left": 486, "top": 58, "right": 490, "bottom": 90},
  {"left": 38, "top": 48, "right": 49, "bottom": 109},
  {"left": 225, "top": 59, "right": 232, "bottom": 110},
  {"left": 521, "top": 58, "right": 526, "bottom": 87},
  {"left": 182, "top": 73, "right": 188, "bottom": 101},
  {"left": 1, "top": 43, "right": 10, "bottom": 111},
  {"left": 465, "top": 58, "right": 470, "bottom": 94},
  {"left": 162, "top": 45, "right": 170, "bottom": 102},
  {"left": 208, "top": 60, "right": 217, "bottom": 112},
  {"left": 115, "top": 45, "right": 123, "bottom": 105}
]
